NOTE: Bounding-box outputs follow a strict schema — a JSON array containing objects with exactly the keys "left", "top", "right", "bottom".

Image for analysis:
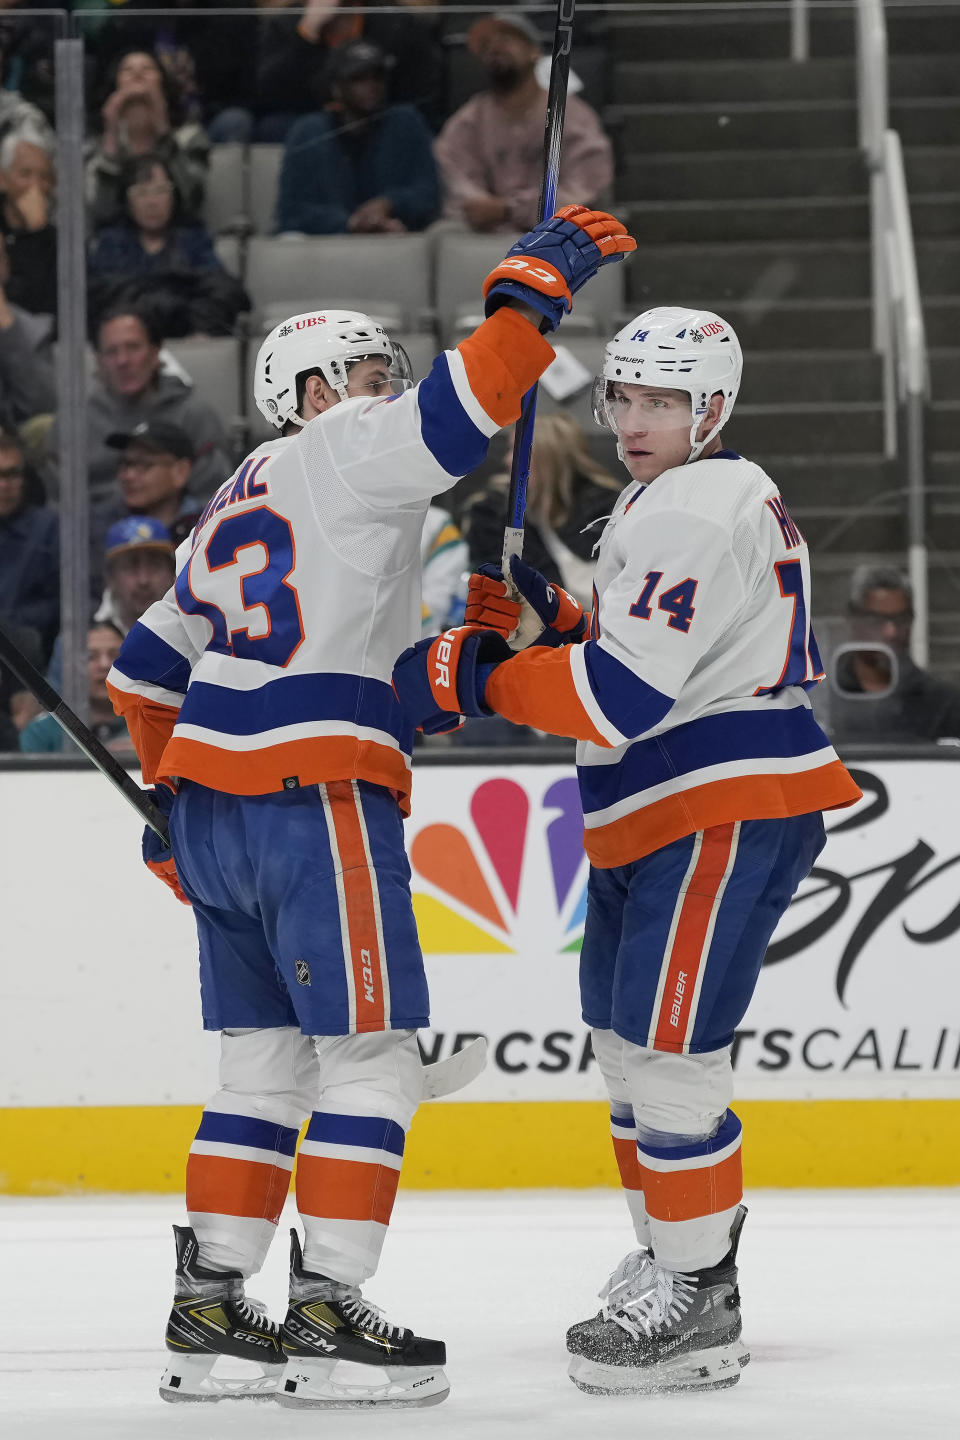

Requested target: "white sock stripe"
[
  {"left": 637, "top": 1131, "right": 743, "bottom": 1175},
  {"left": 189, "top": 1139, "right": 296, "bottom": 1170},
  {"left": 683, "top": 821, "right": 741, "bottom": 1049},
  {"left": 297, "top": 1139, "right": 403, "bottom": 1170}
]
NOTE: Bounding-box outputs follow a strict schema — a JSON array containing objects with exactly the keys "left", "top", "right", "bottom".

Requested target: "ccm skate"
[
  {"left": 567, "top": 1206, "right": 750, "bottom": 1395},
  {"left": 159, "top": 1225, "right": 285, "bottom": 1402},
  {"left": 279, "top": 1230, "right": 449, "bottom": 1408}
]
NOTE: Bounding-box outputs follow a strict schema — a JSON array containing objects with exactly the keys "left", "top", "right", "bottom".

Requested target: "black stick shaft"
[
  {"left": 502, "top": 0, "right": 576, "bottom": 570},
  {"left": 0, "top": 622, "right": 170, "bottom": 843}
]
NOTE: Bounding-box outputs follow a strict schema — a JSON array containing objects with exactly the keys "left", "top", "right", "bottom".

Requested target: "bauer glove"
[
  {"left": 482, "top": 206, "right": 636, "bottom": 332},
  {"left": 466, "top": 556, "right": 587, "bottom": 650},
  {"left": 392, "top": 625, "right": 513, "bottom": 732},
  {"left": 141, "top": 783, "right": 191, "bottom": 907}
]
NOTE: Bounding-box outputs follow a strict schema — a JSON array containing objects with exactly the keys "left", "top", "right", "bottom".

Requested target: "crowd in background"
[{"left": 0, "top": 0, "right": 954, "bottom": 754}]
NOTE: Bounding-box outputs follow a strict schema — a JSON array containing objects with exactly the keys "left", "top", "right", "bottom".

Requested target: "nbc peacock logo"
[{"left": 409, "top": 776, "right": 588, "bottom": 955}]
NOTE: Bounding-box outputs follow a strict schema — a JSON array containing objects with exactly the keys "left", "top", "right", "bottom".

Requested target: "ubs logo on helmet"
[{"left": 294, "top": 316, "right": 328, "bottom": 330}]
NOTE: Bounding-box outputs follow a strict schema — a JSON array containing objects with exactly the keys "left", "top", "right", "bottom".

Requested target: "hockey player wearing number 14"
[
  {"left": 105, "top": 207, "right": 636, "bottom": 1408},
  {"left": 392, "top": 308, "right": 863, "bottom": 1396}
]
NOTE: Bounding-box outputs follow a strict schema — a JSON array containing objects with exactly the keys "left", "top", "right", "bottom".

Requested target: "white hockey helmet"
[
  {"left": 592, "top": 307, "right": 742, "bottom": 463},
  {"left": 254, "top": 308, "right": 414, "bottom": 431}
]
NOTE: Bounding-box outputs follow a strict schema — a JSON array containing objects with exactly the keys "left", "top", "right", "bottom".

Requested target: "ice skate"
[
  {"left": 278, "top": 1230, "right": 449, "bottom": 1408},
  {"left": 159, "top": 1225, "right": 285, "bottom": 1403},
  {"left": 567, "top": 1205, "right": 750, "bottom": 1395}
]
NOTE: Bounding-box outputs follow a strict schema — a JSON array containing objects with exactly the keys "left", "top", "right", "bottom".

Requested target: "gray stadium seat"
[
  {"left": 249, "top": 145, "right": 284, "bottom": 235},
  {"left": 245, "top": 234, "right": 433, "bottom": 332},
  {"left": 535, "top": 336, "right": 606, "bottom": 432},
  {"left": 435, "top": 230, "right": 624, "bottom": 345},
  {"left": 163, "top": 337, "right": 244, "bottom": 436},
  {"left": 202, "top": 145, "right": 247, "bottom": 235},
  {"left": 214, "top": 234, "right": 242, "bottom": 278}
]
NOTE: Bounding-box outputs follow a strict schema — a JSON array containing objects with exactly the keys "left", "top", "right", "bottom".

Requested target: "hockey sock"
[
  {"left": 295, "top": 1109, "right": 406, "bottom": 1287},
  {"left": 609, "top": 1101, "right": 652, "bottom": 1247},
  {"left": 636, "top": 1109, "right": 743, "bottom": 1272},
  {"left": 186, "top": 1106, "right": 300, "bottom": 1276}
]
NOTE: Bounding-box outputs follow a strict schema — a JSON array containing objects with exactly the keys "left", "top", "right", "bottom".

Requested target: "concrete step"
[
  {"left": 627, "top": 240, "right": 872, "bottom": 306},
  {"left": 627, "top": 191, "right": 960, "bottom": 245},
  {"left": 730, "top": 402, "right": 884, "bottom": 455},
  {"left": 620, "top": 147, "right": 868, "bottom": 202},
  {"left": 602, "top": 11, "right": 857, "bottom": 63},
  {"left": 738, "top": 350, "right": 882, "bottom": 406},
  {"left": 606, "top": 97, "right": 960, "bottom": 154},
  {"left": 929, "top": 402, "right": 960, "bottom": 453},
  {"left": 613, "top": 53, "right": 958, "bottom": 107},
  {"left": 930, "top": 351, "right": 960, "bottom": 402},
  {"left": 611, "top": 57, "right": 854, "bottom": 106}
]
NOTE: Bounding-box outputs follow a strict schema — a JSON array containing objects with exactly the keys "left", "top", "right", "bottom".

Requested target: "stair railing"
[{"left": 856, "top": 0, "right": 929, "bottom": 666}]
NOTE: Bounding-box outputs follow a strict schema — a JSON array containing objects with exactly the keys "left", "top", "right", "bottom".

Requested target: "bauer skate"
[
  {"left": 567, "top": 1205, "right": 750, "bottom": 1396},
  {"left": 159, "top": 1225, "right": 285, "bottom": 1403},
  {"left": 278, "top": 1230, "right": 449, "bottom": 1408}
]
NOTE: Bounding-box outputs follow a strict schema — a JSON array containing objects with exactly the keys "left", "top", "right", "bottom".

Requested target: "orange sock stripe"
[
  {"left": 612, "top": 1135, "right": 644, "bottom": 1191},
  {"left": 639, "top": 1149, "right": 743, "bottom": 1224},
  {"left": 296, "top": 1154, "right": 400, "bottom": 1226},
  {"left": 485, "top": 644, "right": 611, "bottom": 747},
  {"left": 326, "top": 780, "right": 386, "bottom": 1030},
  {"left": 185, "top": 1153, "right": 292, "bottom": 1222},
  {"left": 456, "top": 308, "right": 556, "bottom": 428}
]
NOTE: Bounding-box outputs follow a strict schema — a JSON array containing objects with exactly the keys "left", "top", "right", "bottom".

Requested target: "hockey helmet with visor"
[
  {"left": 592, "top": 307, "right": 742, "bottom": 463},
  {"left": 254, "top": 309, "right": 414, "bottom": 431}
]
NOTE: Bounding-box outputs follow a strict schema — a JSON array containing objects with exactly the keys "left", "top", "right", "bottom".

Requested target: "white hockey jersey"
[
  {"left": 486, "top": 450, "right": 861, "bottom": 866},
  {"left": 107, "top": 309, "right": 555, "bottom": 807}
]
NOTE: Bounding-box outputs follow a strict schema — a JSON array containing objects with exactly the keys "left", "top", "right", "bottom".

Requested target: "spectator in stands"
[
  {"left": 251, "top": 0, "right": 445, "bottom": 143},
  {"left": 95, "top": 515, "right": 176, "bottom": 635},
  {"left": 0, "top": 236, "right": 54, "bottom": 437},
  {"left": 0, "top": 430, "right": 57, "bottom": 658},
  {"left": 39, "top": 305, "right": 231, "bottom": 509},
  {"left": 89, "top": 153, "right": 222, "bottom": 278},
  {"left": 462, "top": 412, "right": 622, "bottom": 607},
  {"left": 19, "top": 620, "right": 132, "bottom": 753},
  {"left": 86, "top": 49, "right": 209, "bottom": 228},
  {"left": 0, "top": 122, "right": 56, "bottom": 317},
  {"left": 275, "top": 40, "right": 439, "bottom": 235},
  {"left": 421, "top": 505, "right": 467, "bottom": 636},
  {"left": 435, "top": 11, "right": 613, "bottom": 233},
  {"left": 826, "top": 564, "right": 960, "bottom": 743},
  {"left": 90, "top": 420, "right": 200, "bottom": 589}
]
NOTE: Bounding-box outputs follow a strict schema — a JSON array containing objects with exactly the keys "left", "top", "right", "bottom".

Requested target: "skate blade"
[
  {"left": 277, "top": 1358, "right": 449, "bottom": 1409},
  {"left": 160, "top": 1351, "right": 284, "bottom": 1403},
  {"left": 568, "top": 1340, "right": 750, "bottom": 1396}
]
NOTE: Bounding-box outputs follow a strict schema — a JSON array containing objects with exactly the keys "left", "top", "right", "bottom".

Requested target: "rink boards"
[{"left": 2, "top": 756, "right": 959, "bottom": 1192}]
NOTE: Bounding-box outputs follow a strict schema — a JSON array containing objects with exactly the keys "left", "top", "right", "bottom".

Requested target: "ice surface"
[{"left": 1, "top": 1188, "right": 958, "bottom": 1440}]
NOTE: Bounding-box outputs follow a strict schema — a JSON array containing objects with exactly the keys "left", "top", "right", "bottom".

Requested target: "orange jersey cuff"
[
  {"left": 107, "top": 681, "right": 180, "bottom": 785},
  {"left": 485, "top": 645, "right": 611, "bottom": 748},
  {"left": 457, "top": 308, "right": 555, "bottom": 429}
]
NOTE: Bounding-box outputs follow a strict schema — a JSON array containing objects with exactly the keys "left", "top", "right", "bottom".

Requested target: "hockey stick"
[
  {"left": 0, "top": 620, "right": 171, "bottom": 844},
  {"left": 421, "top": 1035, "right": 488, "bottom": 1100},
  {"left": 501, "top": 0, "right": 576, "bottom": 571}
]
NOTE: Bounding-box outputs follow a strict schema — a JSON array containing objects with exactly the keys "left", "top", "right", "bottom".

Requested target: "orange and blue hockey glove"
[
  {"left": 466, "top": 556, "right": 587, "bottom": 648},
  {"left": 482, "top": 206, "right": 636, "bottom": 332},
  {"left": 392, "top": 625, "right": 513, "bottom": 733},
  {"left": 141, "top": 782, "right": 191, "bottom": 906}
]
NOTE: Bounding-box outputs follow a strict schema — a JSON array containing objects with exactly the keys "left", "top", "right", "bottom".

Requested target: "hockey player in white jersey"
[
  {"left": 393, "top": 307, "right": 862, "bottom": 1396},
  {"left": 106, "top": 207, "right": 636, "bottom": 1407}
]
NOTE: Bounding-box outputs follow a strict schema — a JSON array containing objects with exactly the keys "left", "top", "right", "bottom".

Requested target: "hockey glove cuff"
[
  {"left": 483, "top": 206, "right": 637, "bottom": 332},
  {"left": 142, "top": 783, "right": 191, "bottom": 907},
  {"left": 392, "top": 625, "right": 514, "bottom": 731}
]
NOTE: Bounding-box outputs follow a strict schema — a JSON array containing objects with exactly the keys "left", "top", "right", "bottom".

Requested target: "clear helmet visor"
[
  {"left": 592, "top": 377, "right": 698, "bottom": 434},
  {"left": 337, "top": 343, "right": 415, "bottom": 399}
]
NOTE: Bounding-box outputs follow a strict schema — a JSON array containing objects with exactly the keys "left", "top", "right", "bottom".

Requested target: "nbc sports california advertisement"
[{"left": 410, "top": 761, "right": 960, "bottom": 1104}]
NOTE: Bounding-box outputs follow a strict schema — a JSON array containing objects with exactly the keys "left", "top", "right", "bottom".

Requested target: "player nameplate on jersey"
[{"left": 295, "top": 960, "right": 311, "bottom": 987}]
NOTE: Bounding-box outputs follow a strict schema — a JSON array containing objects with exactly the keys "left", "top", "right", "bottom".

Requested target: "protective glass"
[
  {"left": 344, "top": 343, "right": 415, "bottom": 396},
  {"left": 592, "top": 377, "right": 695, "bottom": 433}
]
